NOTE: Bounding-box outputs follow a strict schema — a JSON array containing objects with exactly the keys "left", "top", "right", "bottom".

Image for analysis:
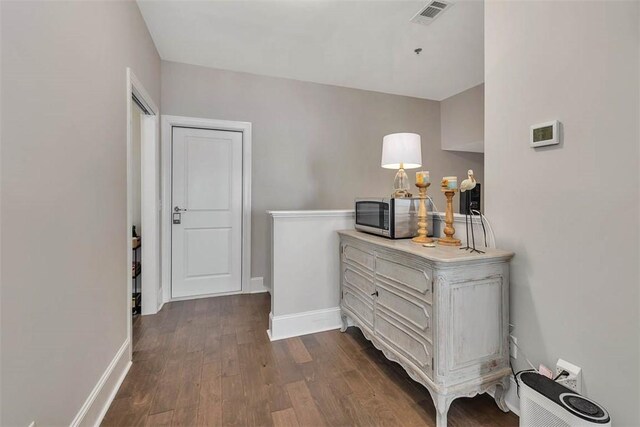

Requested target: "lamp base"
[
  {"left": 392, "top": 167, "right": 412, "bottom": 198},
  {"left": 392, "top": 189, "right": 413, "bottom": 198}
]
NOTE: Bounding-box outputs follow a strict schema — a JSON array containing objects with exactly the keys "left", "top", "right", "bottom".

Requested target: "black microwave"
[{"left": 354, "top": 198, "right": 420, "bottom": 239}]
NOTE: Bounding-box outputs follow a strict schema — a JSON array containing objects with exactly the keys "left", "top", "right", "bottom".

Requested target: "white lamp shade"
[{"left": 381, "top": 133, "right": 422, "bottom": 169}]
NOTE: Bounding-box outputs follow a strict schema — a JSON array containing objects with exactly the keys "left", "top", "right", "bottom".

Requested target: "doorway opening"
[
  {"left": 126, "top": 68, "right": 160, "bottom": 355},
  {"left": 131, "top": 99, "right": 145, "bottom": 316}
]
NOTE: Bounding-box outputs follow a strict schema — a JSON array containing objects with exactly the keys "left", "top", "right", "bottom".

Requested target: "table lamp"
[{"left": 381, "top": 133, "right": 422, "bottom": 198}]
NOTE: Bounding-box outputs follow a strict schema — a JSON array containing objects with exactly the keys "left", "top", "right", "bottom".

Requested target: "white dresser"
[{"left": 338, "top": 230, "right": 514, "bottom": 427}]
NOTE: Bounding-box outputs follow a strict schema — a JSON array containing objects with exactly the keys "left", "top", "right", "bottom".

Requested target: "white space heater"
[{"left": 519, "top": 372, "right": 610, "bottom": 427}]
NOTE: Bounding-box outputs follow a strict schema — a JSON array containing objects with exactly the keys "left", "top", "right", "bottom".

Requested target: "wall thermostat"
[{"left": 530, "top": 120, "right": 560, "bottom": 148}]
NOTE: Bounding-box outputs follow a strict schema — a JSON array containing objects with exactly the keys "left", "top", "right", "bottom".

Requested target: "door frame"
[
  {"left": 126, "top": 68, "right": 160, "bottom": 358},
  {"left": 161, "top": 115, "right": 252, "bottom": 303}
]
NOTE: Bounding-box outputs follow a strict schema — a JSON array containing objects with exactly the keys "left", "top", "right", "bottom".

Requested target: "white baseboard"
[
  {"left": 70, "top": 339, "right": 132, "bottom": 427},
  {"left": 268, "top": 307, "right": 342, "bottom": 341},
  {"left": 487, "top": 374, "right": 520, "bottom": 417},
  {"left": 246, "top": 276, "right": 268, "bottom": 294}
]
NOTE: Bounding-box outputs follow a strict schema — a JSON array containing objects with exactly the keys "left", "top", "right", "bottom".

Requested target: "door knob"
[{"left": 174, "top": 206, "right": 187, "bottom": 212}]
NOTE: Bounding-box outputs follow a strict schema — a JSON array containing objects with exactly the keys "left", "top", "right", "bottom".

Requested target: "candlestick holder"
[
  {"left": 438, "top": 189, "right": 461, "bottom": 246},
  {"left": 412, "top": 182, "right": 433, "bottom": 244}
]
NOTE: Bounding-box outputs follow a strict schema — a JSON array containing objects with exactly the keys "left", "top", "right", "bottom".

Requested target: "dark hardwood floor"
[{"left": 102, "top": 293, "right": 518, "bottom": 426}]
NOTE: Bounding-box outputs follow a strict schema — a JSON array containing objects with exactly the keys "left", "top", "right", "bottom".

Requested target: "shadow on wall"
[{"left": 508, "top": 245, "right": 551, "bottom": 378}]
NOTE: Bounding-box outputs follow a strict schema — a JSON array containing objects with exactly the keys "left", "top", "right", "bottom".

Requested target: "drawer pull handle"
[{"left": 371, "top": 290, "right": 379, "bottom": 297}]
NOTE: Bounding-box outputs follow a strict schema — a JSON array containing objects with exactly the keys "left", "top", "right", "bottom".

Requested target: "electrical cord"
[
  {"left": 427, "top": 197, "right": 497, "bottom": 248},
  {"left": 426, "top": 196, "right": 446, "bottom": 224},
  {"left": 472, "top": 209, "right": 496, "bottom": 248},
  {"left": 509, "top": 336, "right": 537, "bottom": 371},
  {"left": 510, "top": 362, "right": 537, "bottom": 398},
  {"left": 554, "top": 370, "right": 570, "bottom": 381}
]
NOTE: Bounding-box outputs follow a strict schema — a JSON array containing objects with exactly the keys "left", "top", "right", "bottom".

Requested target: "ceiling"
[{"left": 137, "top": 0, "right": 484, "bottom": 101}]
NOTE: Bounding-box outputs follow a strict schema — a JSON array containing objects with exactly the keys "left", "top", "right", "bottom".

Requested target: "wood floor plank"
[
  {"left": 222, "top": 374, "right": 244, "bottom": 401},
  {"left": 149, "top": 358, "right": 182, "bottom": 415},
  {"left": 222, "top": 399, "right": 248, "bottom": 426},
  {"left": 348, "top": 346, "right": 428, "bottom": 426},
  {"left": 220, "top": 333, "right": 240, "bottom": 377},
  {"left": 271, "top": 341, "right": 304, "bottom": 384},
  {"left": 102, "top": 293, "right": 518, "bottom": 427},
  {"left": 175, "top": 351, "right": 203, "bottom": 409},
  {"left": 285, "top": 380, "right": 327, "bottom": 427},
  {"left": 271, "top": 408, "right": 300, "bottom": 427},
  {"left": 306, "top": 377, "right": 352, "bottom": 426},
  {"left": 238, "top": 343, "right": 270, "bottom": 405},
  {"left": 285, "top": 337, "right": 313, "bottom": 364},
  {"left": 171, "top": 405, "right": 198, "bottom": 426},
  {"left": 245, "top": 399, "right": 273, "bottom": 427},
  {"left": 145, "top": 410, "right": 173, "bottom": 426},
  {"left": 259, "top": 358, "right": 293, "bottom": 412},
  {"left": 196, "top": 399, "right": 222, "bottom": 426},
  {"left": 339, "top": 393, "right": 380, "bottom": 427},
  {"left": 200, "top": 360, "right": 222, "bottom": 403}
]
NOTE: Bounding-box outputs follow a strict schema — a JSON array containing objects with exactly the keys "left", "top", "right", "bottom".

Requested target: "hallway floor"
[{"left": 102, "top": 293, "right": 518, "bottom": 426}]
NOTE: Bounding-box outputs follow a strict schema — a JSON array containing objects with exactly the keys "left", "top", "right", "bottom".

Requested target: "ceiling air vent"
[{"left": 410, "top": 0, "right": 453, "bottom": 25}]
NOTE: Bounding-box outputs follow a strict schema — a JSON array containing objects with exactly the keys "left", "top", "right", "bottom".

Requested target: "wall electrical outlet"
[
  {"left": 556, "top": 358, "right": 582, "bottom": 393},
  {"left": 509, "top": 335, "right": 517, "bottom": 359}
]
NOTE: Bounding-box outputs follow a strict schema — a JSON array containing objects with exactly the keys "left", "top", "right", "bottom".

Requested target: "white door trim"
[
  {"left": 161, "top": 115, "right": 252, "bottom": 303},
  {"left": 126, "top": 68, "right": 160, "bottom": 360}
]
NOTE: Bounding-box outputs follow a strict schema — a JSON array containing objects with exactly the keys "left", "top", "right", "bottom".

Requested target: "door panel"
[
  {"left": 185, "top": 228, "right": 231, "bottom": 277},
  {"left": 172, "top": 127, "right": 242, "bottom": 298},
  {"left": 186, "top": 137, "right": 231, "bottom": 211}
]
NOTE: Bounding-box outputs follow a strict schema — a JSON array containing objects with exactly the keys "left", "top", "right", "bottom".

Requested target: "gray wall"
[
  {"left": 1, "top": 1, "right": 160, "bottom": 425},
  {"left": 441, "top": 84, "right": 484, "bottom": 153},
  {"left": 485, "top": 1, "right": 639, "bottom": 425},
  {"left": 161, "top": 60, "right": 484, "bottom": 282}
]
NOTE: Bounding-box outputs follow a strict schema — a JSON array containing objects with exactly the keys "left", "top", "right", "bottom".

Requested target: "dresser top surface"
[{"left": 338, "top": 229, "right": 514, "bottom": 264}]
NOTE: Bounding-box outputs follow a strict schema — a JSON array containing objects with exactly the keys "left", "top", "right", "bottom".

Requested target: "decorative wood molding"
[
  {"left": 268, "top": 307, "right": 342, "bottom": 341},
  {"left": 268, "top": 209, "right": 354, "bottom": 219}
]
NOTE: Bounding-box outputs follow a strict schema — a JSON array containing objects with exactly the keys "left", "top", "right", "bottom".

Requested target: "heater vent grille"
[{"left": 411, "top": 0, "right": 453, "bottom": 25}]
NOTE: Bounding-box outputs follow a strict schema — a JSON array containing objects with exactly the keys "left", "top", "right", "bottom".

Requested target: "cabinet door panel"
[
  {"left": 448, "top": 277, "right": 504, "bottom": 371},
  {"left": 375, "top": 312, "right": 433, "bottom": 378}
]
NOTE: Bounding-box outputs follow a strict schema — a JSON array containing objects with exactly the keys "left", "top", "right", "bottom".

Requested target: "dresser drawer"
[
  {"left": 342, "top": 285, "right": 374, "bottom": 330},
  {"left": 376, "top": 283, "right": 432, "bottom": 340},
  {"left": 374, "top": 312, "right": 433, "bottom": 378},
  {"left": 375, "top": 255, "right": 432, "bottom": 302},
  {"left": 343, "top": 264, "right": 374, "bottom": 296},
  {"left": 342, "top": 243, "right": 374, "bottom": 273}
]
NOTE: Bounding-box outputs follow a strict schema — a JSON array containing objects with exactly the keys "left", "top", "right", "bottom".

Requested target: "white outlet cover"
[{"left": 556, "top": 358, "right": 582, "bottom": 393}]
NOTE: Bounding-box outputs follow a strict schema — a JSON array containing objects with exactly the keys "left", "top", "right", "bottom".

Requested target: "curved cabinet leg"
[
  {"left": 433, "top": 394, "right": 453, "bottom": 427},
  {"left": 340, "top": 313, "right": 348, "bottom": 332},
  {"left": 493, "top": 377, "right": 510, "bottom": 413}
]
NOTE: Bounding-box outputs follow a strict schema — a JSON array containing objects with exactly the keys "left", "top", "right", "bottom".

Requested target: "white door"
[{"left": 171, "top": 127, "right": 243, "bottom": 298}]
